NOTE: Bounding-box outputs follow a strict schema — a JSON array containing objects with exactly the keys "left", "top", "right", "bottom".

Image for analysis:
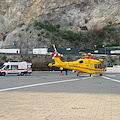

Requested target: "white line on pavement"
[
  {"left": 81, "top": 76, "right": 93, "bottom": 79},
  {"left": 102, "top": 76, "right": 120, "bottom": 83},
  {"left": 0, "top": 76, "right": 93, "bottom": 92},
  {"left": 0, "top": 78, "right": 80, "bottom": 92}
]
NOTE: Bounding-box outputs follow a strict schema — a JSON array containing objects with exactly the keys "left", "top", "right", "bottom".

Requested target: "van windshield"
[{"left": 0, "top": 65, "right": 5, "bottom": 69}]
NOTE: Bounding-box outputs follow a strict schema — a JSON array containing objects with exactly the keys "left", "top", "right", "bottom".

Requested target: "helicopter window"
[
  {"left": 91, "top": 64, "right": 93, "bottom": 68},
  {"left": 95, "top": 64, "right": 97, "bottom": 69},
  {"left": 99, "top": 64, "right": 104, "bottom": 69},
  {"left": 97, "top": 64, "right": 102, "bottom": 69},
  {"left": 98, "top": 64, "right": 100, "bottom": 69},
  {"left": 99, "top": 64, "right": 101, "bottom": 69},
  {"left": 79, "top": 60, "right": 83, "bottom": 63},
  {"left": 87, "top": 65, "right": 89, "bottom": 67},
  {"left": 95, "top": 64, "right": 103, "bottom": 69}
]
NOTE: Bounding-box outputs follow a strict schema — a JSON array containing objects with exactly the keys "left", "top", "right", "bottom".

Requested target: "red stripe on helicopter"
[{"left": 68, "top": 65, "right": 104, "bottom": 72}]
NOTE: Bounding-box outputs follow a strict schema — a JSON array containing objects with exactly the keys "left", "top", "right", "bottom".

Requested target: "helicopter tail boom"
[
  {"left": 48, "top": 52, "right": 63, "bottom": 68},
  {"left": 51, "top": 52, "right": 63, "bottom": 64}
]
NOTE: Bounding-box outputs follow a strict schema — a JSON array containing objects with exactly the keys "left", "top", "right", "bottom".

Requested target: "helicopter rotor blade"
[
  {"left": 52, "top": 44, "right": 63, "bottom": 58},
  {"left": 53, "top": 44, "right": 58, "bottom": 54},
  {"left": 58, "top": 53, "right": 63, "bottom": 57}
]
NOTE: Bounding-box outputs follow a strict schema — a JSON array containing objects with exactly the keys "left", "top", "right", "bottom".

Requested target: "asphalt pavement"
[{"left": 0, "top": 71, "right": 120, "bottom": 120}]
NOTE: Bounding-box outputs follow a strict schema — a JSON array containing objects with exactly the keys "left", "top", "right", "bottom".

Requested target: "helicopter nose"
[{"left": 104, "top": 68, "right": 107, "bottom": 71}]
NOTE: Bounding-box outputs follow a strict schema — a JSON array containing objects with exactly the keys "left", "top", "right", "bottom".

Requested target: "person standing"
[
  {"left": 60, "top": 67, "right": 63, "bottom": 74},
  {"left": 65, "top": 69, "right": 68, "bottom": 75}
]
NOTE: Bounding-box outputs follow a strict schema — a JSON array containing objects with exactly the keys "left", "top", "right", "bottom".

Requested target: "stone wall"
[
  {"left": 0, "top": 0, "right": 120, "bottom": 40},
  {"left": 106, "top": 66, "right": 120, "bottom": 73}
]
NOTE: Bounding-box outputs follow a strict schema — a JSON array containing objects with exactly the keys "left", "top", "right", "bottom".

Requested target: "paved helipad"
[{"left": 0, "top": 71, "right": 120, "bottom": 120}]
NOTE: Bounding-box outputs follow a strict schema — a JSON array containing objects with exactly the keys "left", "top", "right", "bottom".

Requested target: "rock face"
[{"left": 0, "top": 0, "right": 120, "bottom": 49}]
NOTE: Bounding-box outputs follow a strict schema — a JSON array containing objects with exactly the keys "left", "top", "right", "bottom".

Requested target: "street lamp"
[
  {"left": 103, "top": 45, "right": 106, "bottom": 55},
  {"left": 94, "top": 45, "right": 96, "bottom": 48}
]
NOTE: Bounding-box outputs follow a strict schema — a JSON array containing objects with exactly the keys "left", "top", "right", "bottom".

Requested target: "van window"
[
  {"left": 4, "top": 65, "right": 9, "bottom": 69},
  {"left": 11, "top": 65, "right": 18, "bottom": 69}
]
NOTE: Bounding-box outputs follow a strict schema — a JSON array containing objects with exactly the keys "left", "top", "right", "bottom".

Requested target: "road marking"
[
  {"left": 81, "top": 76, "right": 93, "bottom": 79},
  {"left": 106, "top": 75, "right": 116, "bottom": 77},
  {"left": 102, "top": 76, "right": 120, "bottom": 83},
  {"left": 0, "top": 76, "right": 92, "bottom": 92},
  {"left": 0, "top": 78, "right": 79, "bottom": 92}
]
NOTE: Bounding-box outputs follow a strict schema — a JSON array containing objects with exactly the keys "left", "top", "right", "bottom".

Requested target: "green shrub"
[
  {"left": 2, "top": 36, "right": 6, "bottom": 41},
  {"left": 85, "top": 19, "right": 88, "bottom": 23},
  {"left": 34, "top": 19, "right": 39, "bottom": 27},
  {"left": 44, "top": 61, "right": 50, "bottom": 67},
  {"left": 33, "top": 19, "right": 120, "bottom": 48},
  {"left": 41, "top": 31, "right": 44, "bottom": 34},
  {"left": 2, "top": 55, "right": 7, "bottom": 61},
  {"left": 38, "top": 37, "right": 42, "bottom": 41},
  {"left": 37, "top": 33, "right": 41, "bottom": 36},
  {"left": 44, "top": 32, "right": 50, "bottom": 38}
]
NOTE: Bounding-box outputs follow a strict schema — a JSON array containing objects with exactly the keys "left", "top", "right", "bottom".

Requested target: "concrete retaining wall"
[{"left": 106, "top": 66, "right": 120, "bottom": 73}]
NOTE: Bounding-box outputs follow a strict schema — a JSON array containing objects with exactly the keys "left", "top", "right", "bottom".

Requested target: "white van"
[{"left": 0, "top": 62, "right": 32, "bottom": 76}]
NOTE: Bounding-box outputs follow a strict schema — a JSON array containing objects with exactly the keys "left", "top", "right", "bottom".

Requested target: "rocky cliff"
[{"left": 0, "top": 0, "right": 120, "bottom": 49}]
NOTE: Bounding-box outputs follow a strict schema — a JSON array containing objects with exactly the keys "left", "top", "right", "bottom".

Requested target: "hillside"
[{"left": 0, "top": 0, "right": 120, "bottom": 50}]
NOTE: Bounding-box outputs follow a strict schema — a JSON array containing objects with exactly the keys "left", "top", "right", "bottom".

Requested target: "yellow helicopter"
[{"left": 48, "top": 44, "right": 107, "bottom": 76}]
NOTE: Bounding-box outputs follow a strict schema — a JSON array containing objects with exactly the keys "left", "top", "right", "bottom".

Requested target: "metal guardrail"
[
  {"left": 0, "top": 47, "right": 120, "bottom": 55},
  {"left": 48, "top": 47, "right": 120, "bottom": 55}
]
